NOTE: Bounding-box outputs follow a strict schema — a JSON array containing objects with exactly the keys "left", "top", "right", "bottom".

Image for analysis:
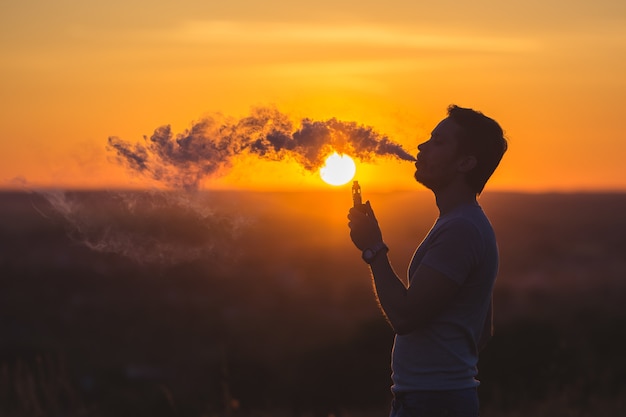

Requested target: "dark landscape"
[{"left": 1, "top": 190, "right": 625, "bottom": 416}]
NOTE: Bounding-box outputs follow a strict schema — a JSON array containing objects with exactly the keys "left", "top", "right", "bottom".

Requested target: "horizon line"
[{"left": 2, "top": 186, "right": 626, "bottom": 195}]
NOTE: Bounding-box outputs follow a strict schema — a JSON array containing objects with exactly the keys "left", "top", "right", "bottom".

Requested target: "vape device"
[{"left": 352, "top": 180, "right": 363, "bottom": 209}]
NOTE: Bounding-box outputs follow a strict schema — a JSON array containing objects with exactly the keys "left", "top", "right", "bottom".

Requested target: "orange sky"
[{"left": 1, "top": 1, "right": 625, "bottom": 192}]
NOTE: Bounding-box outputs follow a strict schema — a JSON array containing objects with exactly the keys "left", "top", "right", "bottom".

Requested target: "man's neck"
[{"left": 434, "top": 182, "right": 478, "bottom": 216}]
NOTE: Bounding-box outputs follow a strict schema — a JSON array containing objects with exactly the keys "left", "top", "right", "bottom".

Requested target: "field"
[{"left": 1, "top": 190, "right": 625, "bottom": 416}]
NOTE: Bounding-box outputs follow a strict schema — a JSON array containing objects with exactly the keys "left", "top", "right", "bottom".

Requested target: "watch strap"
[{"left": 362, "top": 241, "right": 389, "bottom": 263}]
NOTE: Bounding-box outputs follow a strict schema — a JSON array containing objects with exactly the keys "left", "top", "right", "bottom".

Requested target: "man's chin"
[{"left": 414, "top": 172, "right": 433, "bottom": 190}]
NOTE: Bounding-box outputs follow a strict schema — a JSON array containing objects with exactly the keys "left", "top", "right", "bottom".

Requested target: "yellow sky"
[{"left": 1, "top": 0, "right": 625, "bottom": 191}]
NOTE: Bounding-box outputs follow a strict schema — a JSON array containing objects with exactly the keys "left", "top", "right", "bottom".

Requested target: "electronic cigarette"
[{"left": 352, "top": 180, "right": 363, "bottom": 210}]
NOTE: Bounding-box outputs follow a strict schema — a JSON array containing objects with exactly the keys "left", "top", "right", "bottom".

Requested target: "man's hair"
[{"left": 447, "top": 104, "right": 508, "bottom": 194}]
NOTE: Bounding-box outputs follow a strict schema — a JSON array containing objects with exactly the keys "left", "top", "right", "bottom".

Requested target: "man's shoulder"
[
  {"left": 437, "top": 210, "right": 482, "bottom": 232},
  {"left": 434, "top": 207, "right": 494, "bottom": 245},
  {"left": 445, "top": 205, "right": 491, "bottom": 228}
]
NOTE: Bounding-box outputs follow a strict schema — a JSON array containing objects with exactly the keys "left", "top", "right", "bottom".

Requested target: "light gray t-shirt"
[{"left": 391, "top": 202, "right": 498, "bottom": 392}]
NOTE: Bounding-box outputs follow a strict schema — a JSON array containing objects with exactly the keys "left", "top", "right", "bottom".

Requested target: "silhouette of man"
[{"left": 348, "top": 105, "right": 507, "bottom": 417}]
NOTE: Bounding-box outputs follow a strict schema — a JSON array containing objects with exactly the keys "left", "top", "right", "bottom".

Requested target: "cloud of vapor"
[
  {"left": 22, "top": 108, "right": 414, "bottom": 265},
  {"left": 34, "top": 189, "right": 248, "bottom": 265},
  {"left": 108, "top": 107, "right": 415, "bottom": 190}
]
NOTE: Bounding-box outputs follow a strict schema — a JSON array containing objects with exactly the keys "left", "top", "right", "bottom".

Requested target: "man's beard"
[
  {"left": 414, "top": 169, "right": 447, "bottom": 192},
  {"left": 414, "top": 170, "right": 430, "bottom": 189}
]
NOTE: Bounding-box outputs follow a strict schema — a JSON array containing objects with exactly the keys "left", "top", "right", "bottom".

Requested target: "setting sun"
[{"left": 319, "top": 152, "right": 357, "bottom": 186}]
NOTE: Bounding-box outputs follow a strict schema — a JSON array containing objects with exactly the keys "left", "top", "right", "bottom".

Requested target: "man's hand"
[{"left": 347, "top": 201, "right": 384, "bottom": 251}]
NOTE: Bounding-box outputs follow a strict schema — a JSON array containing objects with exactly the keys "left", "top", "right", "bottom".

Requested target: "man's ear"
[{"left": 457, "top": 155, "right": 477, "bottom": 173}]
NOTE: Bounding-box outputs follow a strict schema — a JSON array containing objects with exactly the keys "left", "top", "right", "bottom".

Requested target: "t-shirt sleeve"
[{"left": 420, "top": 218, "right": 483, "bottom": 285}]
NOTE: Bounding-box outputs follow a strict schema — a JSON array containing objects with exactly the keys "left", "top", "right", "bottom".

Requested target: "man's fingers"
[{"left": 365, "top": 200, "right": 372, "bottom": 212}]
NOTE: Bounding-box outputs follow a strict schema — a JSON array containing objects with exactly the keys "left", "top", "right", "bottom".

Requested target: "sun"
[{"left": 320, "top": 152, "right": 356, "bottom": 186}]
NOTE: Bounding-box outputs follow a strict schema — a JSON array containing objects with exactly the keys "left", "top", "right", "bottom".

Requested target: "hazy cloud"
[
  {"left": 34, "top": 189, "right": 248, "bottom": 265},
  {"left": 174, "top": 21, "right": 537, "bottom": 52}
]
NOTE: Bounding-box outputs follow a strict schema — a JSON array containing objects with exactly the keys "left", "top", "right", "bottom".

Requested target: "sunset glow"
[
  {"left": 1, "top": 1, "right": 625, "bottom": 191},
  {"left": 320, "top": 153, "right": 356, "bottom": 186}
]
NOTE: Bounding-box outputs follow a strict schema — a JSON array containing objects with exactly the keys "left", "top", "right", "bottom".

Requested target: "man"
[{"left": 347, "top": 105, "right": 507, "bottom": 417}]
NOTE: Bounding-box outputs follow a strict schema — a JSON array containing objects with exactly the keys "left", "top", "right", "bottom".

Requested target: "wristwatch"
[{"left": 362, "top": 241, "right": 389, "bottom": 264}]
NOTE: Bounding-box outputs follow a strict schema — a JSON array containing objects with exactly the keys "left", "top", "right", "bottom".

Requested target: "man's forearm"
[{"left": 368, "top": 254, "right": 413, "bottom": 334}]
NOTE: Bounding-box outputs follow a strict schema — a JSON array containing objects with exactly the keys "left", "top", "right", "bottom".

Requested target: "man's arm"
[
  {"left": 348, "top": 201, "right": 459, "bottom": 335},
  {"left": 367, "top": 253, "right": 459, "bottom": 335}
]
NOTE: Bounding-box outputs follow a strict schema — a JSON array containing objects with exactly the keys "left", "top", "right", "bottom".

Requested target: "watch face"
[{"left": 363, "top": 249, "right": 374, "bottom": 260}]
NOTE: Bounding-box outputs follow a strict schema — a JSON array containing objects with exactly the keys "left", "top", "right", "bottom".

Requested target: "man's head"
[{"left": 415, "top": 105, "right": 507, "bottom": 194}]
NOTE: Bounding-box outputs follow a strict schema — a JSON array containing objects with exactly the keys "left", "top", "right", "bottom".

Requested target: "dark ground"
[{"left": 1, "top": 190, "right": 625, "bottom": 416}]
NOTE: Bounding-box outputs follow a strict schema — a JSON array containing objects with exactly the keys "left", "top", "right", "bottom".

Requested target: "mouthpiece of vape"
[{"left": 352, "top": 180, "right": 362, "bottom": 208}]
